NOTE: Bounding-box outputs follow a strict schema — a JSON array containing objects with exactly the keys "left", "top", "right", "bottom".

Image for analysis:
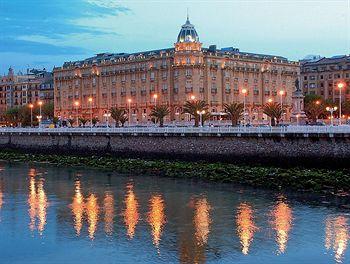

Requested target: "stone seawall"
[{"left": 0, "top": 131, "right": 349, "bottom": 166}]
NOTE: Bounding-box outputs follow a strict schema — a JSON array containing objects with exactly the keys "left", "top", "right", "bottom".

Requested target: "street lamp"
[
  {"left": 267, "top": 98, "right": 273, "bottom": 126},
  {"left": 296, "top": 114, "right": 300, "bottom": 126},
  {"left": 36, "top": 115, "right": 42, "bottom": 127},
  {"left": 279, "top": 90, "right": 285, "bottom": 120},
  {"left": 196, "top": 110, "right": 205, "bottom": 127},
  {"left": 38, "top": 101, "right": 43, "bottom": 126},
  {"left": 242, "top": 88, "right": 247, "bottom": 126},
  {"left": 88, "top": 97, "right": 93, "bottom": 128},
  {"left": 190, "top": 95, "right": 196, "bottom": 101},
  {"left": 74, "top": 101, "right": 79, "bottom": 127},
  {"left": 153, "top": 94, "right": 158, "bottom": 106},
  {"left": 326, "top": 106, "right": 338, "bottom": 126},
  {"left": 128, "top": 98, "right": 132, "bottom": 126},
  {"left": 338, "top": 82, "right": 345, "bottom": 125},
  {"left": 103, "top": 112, "right": 111, "bottom": 128},
  {"left": 29, "top": 104, "right": 34, "bottom": 127}
]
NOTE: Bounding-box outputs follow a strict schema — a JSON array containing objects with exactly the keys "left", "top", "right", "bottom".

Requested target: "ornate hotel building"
[{"left": 54, "top": 18, "right": 299, "bottom": 124}]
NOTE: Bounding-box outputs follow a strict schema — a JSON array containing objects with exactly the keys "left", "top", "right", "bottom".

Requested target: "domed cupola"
[{"left": 177, "top": 16, "right": 199, "bottom": 43}]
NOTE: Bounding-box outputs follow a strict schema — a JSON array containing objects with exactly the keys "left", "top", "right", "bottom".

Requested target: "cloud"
[
  {"left": 0, "top": 38, "right": 87, "bottom": 55},
  {"left": 0, "top": 0, "right": 130, "bottom": 54}
]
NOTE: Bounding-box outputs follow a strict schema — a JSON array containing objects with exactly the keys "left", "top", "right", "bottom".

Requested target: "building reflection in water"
[
  {"left": 0, "top": 179, "right": 3, "bottom": 210},
  {"left": 194, "top": 197, "right": 211, "bottom": 246},
  {"left": 27, "top": 168, "right": 48, "bottom": 235},
  {"left": 270, "top": 198, "right": 293, "bottom": 254},
  {"left": 0, "top": 179, "right": 3, "bottom": 222},
  {"left": 104, "top": 192, "right": 115, "bottom": 236},
  {"left": 123, "top": 182, "right": 139, "bottom": 239},
  {"left": 148, "top": 194, "right": 166, "bottom": 249},
  {"left": 85, "top": 194, "right": 99, "bottom": 240},
  {"left": 236, "top": 202, "right": 257, "bottom": 255},
  {"left": 325, "top": 215, "right": 349, "bottom": 263},
  {"left": 70, "top": 180, "right": 85, "bottom": 236}
]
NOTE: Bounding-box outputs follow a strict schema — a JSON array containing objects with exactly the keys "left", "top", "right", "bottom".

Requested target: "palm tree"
[
  {"left": 183, "top": 100, "right": 208, "bottom": 127},
  {"left": 110, "top": 107, "right": 126, "bottom": 127},
  {"left": 78, "top": 117, "right": 88, "bottom": 127},
  {"left": 67, "top": 118, "right": 75, "bottom": 127},
  {"left": 224, "top": 102, "right": 244, "bottom": 126},
  {"left": 150, "top": 105, "right": 170, "bottom": 127},
  {"left": 263, "top": 102, "right": 284, "bottom": 126},
  {"left": 305, "top": 100, "right": 326, "bottom": 123},
  {"left": 92, "top": 117, "right": 99, "bottom": 127},
  {"left": 119, "top": 115, "right": 128, "bottom": 127}
]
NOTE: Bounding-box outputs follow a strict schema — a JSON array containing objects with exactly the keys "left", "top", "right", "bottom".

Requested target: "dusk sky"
[{"left": 0, "top": 0, "right": 349, "bottom": 74}]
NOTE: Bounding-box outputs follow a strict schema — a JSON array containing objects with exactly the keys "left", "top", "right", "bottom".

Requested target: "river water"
[{"left": 0, "top": 161, "right": 348, "bottom": 264}]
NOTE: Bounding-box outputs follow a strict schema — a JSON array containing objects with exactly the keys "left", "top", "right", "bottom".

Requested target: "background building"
[
  {"left": 301, "top": 55, "right": 350, "bottom": 102},
  {"left": 54, "top": 18, "right": 299, "bottom": 124},
  {"left": 0, "top": 67, "right": 54, "bottom": 114}
]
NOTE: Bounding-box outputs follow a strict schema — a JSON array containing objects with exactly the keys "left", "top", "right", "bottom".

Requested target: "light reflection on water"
[
  {"left": 0, "top": 163, "right": 348, "bottom": 263},
  {"left": 123, "top": 182, "right": 139, "bottom": 239}
]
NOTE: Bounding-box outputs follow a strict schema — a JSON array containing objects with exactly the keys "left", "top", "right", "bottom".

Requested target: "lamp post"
[
  {"left": 242, "top": 88, "right": 247, "bottom": 126},
  {"left": 279, "top": 90, "right": 284, "bottom": 122},
  {"left": 29, "top": 104, "right": 34, "bottom": 127},
  {"left": 326, "top": 106, "right": 338, "bottom": 126},
  {"left": 38, "top": 101, "right": 43, "bottom": 126},
  {"left": 128, "top": 98, "right": 132, "bottom": 126},
  {"left": 104, "top": 112, "right": 111, "bottom": 128},
  {"left": 74, "top": 101, "right": 79, "bottom": 127},
  {"left": 296, "top": 114, "right": 300, "bottom": 126},
  {"left": 338, "top": 82, "right": 345, "bottom": 125},
  {"left": 268, "top": 98, "right": 273, "bottom": 126},
  {"left": 88, "top": 97, "right": 93, "bottom": 128},
  {"left": 196, "top": 110, "right": 205, "bottom": 127},
  {"left": 153, "top": 94, "right": 158, "bottom": 107}
]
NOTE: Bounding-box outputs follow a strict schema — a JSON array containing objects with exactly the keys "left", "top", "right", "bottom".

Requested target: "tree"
[
  {"left": 304, "top": 94, "right": 323, "bottom": 105},
  {"left": 224, "top": 102, "right": 244, "bottom": 126},
  {"left": 150, "top": 105, "right": 170, "bottom": 127},
  {"left": 110, "top": 107, "right": 126, "bottom": 127},
  {"left": 263, "top": 102, "right": 284, "bottom": 126},
  {"left": 342, "top": 100, "right": 350, "bottom": 116},
  {"left": 92, "top": 117, "right": 99, "bottom": 127},
  {"left": 305, "top": 100, "right": 326, "bottom": 123},
  {"left": 119, "top": 115, "right": 128, "bottom": 127},
  {"left": 182, "top": 100, "right": 208, "bottom": 127},
  {"left": 42, "top": 102, "right": 54, "bottom": 119},
  {"left": 201, "top": 112, "right": 211, "bottom": 126},
  {"left": 67, "top": 118, "right": 75, "bottom": 127},
  {"left": 4, "top": 107, "right": 20, "bottom": 126},
  {"left": 78, "top": 117, "right": 88, "bottom": 127}
]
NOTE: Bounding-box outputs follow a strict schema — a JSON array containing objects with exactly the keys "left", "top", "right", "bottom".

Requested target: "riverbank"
[{"left": 0, "top": 150, "right": 349, "bottom": 197}]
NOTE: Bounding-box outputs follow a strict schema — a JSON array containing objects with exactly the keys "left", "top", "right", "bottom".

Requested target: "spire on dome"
[{"left": 176, "top": 14, "right": 199, "bottom": 43}]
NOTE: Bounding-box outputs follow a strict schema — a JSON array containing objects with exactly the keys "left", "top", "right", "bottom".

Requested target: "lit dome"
[{"left": 177, "top": 17, "right": 199, "bottom": 43}]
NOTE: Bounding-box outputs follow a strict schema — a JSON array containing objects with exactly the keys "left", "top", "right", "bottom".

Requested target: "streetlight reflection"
[
  {"left": 123, "top": 183, "right": 139, "bottom": 239},
  {"left": 270, "top": 197, "right": 293, "bottom": 254},
  {"left": 148, "top": 194, "right": 166, "bottom": 249},
  {"left": 236, "top": 202, "right": 257, "bottom": 255}
]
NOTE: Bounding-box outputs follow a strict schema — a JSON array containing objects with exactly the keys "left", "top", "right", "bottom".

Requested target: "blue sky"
[{"left": 0, "top": 0, "right": 349, "bottom": 74}]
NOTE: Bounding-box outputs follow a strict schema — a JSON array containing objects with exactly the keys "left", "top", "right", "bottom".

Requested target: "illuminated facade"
[
  {"left": 301, "top": 55, "right": 350, "bottom": 101},
  {"left": 0, "top": 67, "right": 54, "bottom": 115},
  {"left": 54, "top": 17, "right": 299, "bottom": 124}
]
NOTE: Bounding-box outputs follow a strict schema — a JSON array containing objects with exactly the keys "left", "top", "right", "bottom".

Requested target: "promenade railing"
[{"left": 1, "top": 125, "right": 350, "bottom": 134}]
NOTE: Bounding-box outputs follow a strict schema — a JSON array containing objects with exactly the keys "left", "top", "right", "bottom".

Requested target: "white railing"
[{"left": 1, "top": 125, "right": 350, "bottom": 134}]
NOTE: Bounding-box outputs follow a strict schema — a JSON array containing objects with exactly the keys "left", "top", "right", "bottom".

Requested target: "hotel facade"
[{"left": 53, "top": 18, "right": 299, "bottom": 124}]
